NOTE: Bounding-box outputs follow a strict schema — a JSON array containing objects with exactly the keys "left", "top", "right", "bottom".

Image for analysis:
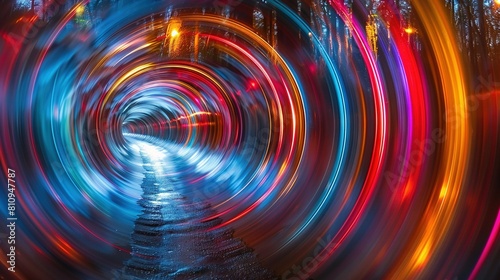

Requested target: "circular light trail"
[{"left": 0, "top": 0, "right": 498, "bottom": 279}]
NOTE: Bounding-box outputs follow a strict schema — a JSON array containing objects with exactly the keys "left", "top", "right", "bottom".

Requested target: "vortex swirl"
[{"left": 1, "top": 0, "right": 499, "bottom": 279}]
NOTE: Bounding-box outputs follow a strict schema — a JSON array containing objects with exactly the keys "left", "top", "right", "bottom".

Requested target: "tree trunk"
[{"left": 477, "top": 0, "right": 488, "bottom": 74}]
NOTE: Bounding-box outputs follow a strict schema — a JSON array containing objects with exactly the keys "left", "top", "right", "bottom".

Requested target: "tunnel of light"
[{"left": 0, "top": 0, "right": 499, "bottom": 279}]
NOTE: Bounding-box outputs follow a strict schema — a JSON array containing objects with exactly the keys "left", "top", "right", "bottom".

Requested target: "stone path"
[{"left": 118, "top": 142, "right": 276, "bottom": 279}]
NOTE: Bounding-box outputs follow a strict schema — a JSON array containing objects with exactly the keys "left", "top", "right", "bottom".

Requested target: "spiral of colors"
[{"left": 1, "top": 0, "right": 499, "bottom": 279}]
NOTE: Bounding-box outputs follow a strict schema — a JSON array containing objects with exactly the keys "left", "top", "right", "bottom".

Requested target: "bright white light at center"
[{"left": 140, "top": 143, "right": 166, "bottom": 161}]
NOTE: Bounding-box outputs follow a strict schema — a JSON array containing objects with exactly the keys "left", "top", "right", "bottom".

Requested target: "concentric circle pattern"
[{"left": 1, "top": 0, "right": 499, "bottom": 279}]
